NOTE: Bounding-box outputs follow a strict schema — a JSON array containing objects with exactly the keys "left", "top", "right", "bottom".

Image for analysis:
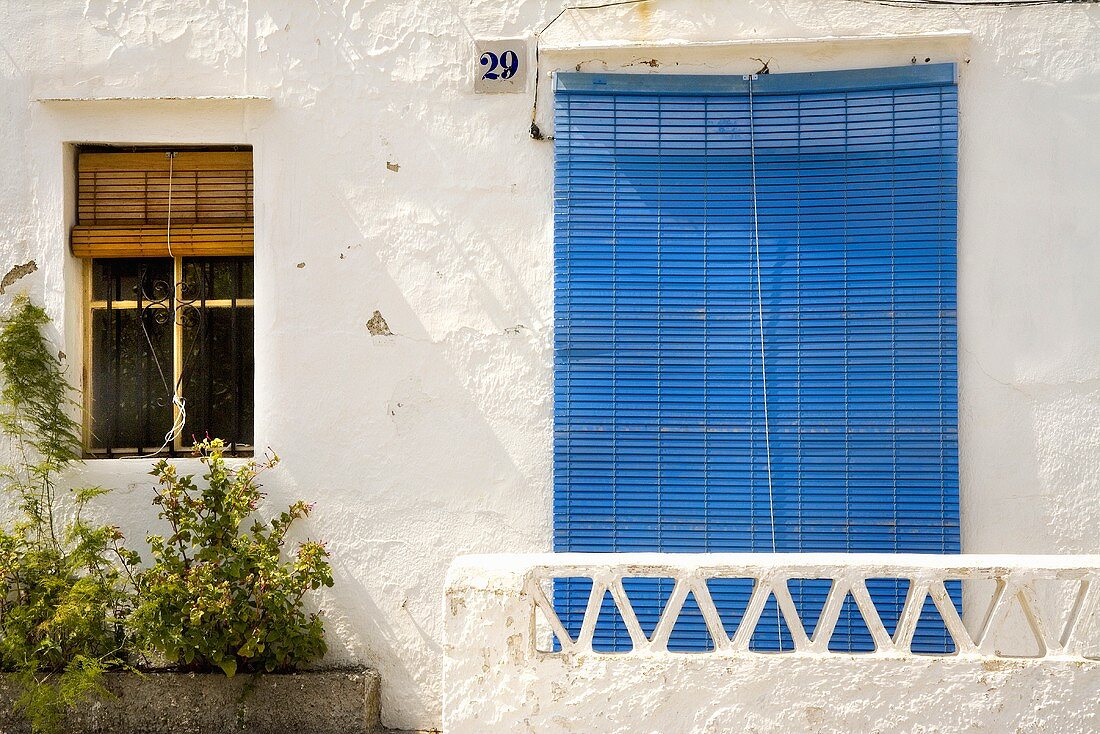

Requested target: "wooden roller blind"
[{"left": 72, "top": 150, "right": 253, "bottom": 258}]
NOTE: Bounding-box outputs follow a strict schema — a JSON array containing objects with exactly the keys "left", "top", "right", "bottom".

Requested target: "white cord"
[
  {"left": 132, "top": 152, "right": 186, "bottom": 459},
  {"left": 747, "top": 76, "right": 782, "bottom": 648},
  {"left": 133, "top": 393, "right": 187, "bottom": 459},
  {"left": 133, "top": 327, "right": 187, "bottom": 459}
]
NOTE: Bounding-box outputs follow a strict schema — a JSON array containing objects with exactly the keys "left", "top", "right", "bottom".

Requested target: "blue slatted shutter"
[{"left": 553, "top": 65, "right": 959, "bottom": 652}]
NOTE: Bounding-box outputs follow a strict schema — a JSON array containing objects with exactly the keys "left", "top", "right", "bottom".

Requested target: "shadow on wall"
[
  {"left": 261, "top": 196, "right": 551, "bottom": 727},
  {"left": 240, "top": 7, "right": 555, "bottom": 723}
]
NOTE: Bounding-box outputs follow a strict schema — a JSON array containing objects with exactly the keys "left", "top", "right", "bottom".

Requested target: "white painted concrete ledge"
[
  {"left": 444, "top": 553, "right": 1100, "bottom": 733},
  {"left": 538, "top": 30, "right": 973, "bottom": 54}
]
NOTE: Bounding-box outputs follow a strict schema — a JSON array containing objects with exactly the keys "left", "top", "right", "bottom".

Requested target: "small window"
[{"left": 74, "top": 147, "right": 254, "bottom": 457}]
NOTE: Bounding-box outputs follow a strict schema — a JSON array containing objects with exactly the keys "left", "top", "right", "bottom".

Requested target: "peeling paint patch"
[
  {"left": 367, "top": 310, "right": 393, "bottom": 336},
  {"left": 387, "top": 161, "right": 400, "bottom": 172},
  {"left": 0, "top": 260, "right": 37, "bottom": 294}
]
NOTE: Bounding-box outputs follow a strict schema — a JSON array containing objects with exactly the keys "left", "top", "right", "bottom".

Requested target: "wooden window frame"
[{"left": 77, "top": 146, "right": 255, "bottom": 458}]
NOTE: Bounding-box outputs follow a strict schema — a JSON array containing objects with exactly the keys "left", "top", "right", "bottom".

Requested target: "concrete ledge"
[
  {"left": 0, "top": 669, "right": 381, "bottom": 734},
  {"left": 444, "top": 554, "right": 1100, "bottom": 733}
]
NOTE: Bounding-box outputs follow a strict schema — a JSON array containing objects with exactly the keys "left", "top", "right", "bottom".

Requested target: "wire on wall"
[{"left": 531, "top": 0, "right": 652, "bottom": 139}]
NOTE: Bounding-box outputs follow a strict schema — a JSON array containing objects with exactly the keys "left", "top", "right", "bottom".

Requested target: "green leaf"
[
  {"left": 217, "top": 658, "right": 237, "bottom": 678},
  {"left": 129, "top": 435, "right": 332, "bottom": 677}
]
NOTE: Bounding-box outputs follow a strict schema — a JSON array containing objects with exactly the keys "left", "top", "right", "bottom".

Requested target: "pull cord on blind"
[
  {"left": 747, "top": 73, "right": 783, "bottom": 649},
  {"left": 136, "top": 152, "right": 186, "bottom": 457}
]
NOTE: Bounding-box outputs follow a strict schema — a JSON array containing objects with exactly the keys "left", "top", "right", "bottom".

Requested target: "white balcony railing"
[
  {"left": 523, "top": 553, "right": 1098, "bottom": 659},
  {"left": 444, "top": 553, "right": 1100, "bottom": 733}
]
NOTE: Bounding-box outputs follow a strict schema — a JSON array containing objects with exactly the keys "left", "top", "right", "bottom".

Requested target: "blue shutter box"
[{"left": 553, "top": 65, "right": 959, "bottom": 652}]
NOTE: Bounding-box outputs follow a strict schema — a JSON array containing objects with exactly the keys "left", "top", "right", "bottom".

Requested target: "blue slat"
[{"left": 554, "top": 68, "right": 959, "bottom": 653}]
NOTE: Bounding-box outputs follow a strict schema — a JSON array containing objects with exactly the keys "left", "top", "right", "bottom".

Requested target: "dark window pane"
[
  {"left": 89, "top": 256, "right": 253, "bottom": 456},
  {"left": 181, "top": 305, "right": 254, "bottom": 448},
  {"left": 182, "top": 257, "right": 253, "bottom": 300},
  {"left": 89, "top": 307, "right": 174, "bottom": 453},
  {"left": 92, "top": 258, "right": 173, "bottom": 302}
]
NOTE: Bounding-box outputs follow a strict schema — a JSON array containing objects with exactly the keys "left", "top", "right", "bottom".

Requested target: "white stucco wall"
[{"left": 0, "top": 1, "right": 1098, "bottom": 729}]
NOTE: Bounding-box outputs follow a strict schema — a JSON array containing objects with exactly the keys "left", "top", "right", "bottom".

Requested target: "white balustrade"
[
  {"left": 444, "top": 554, "right": 1100, "bottom": 732},
  {"left": 522, "top": 554, "right": 1098, "bottom": 659}
]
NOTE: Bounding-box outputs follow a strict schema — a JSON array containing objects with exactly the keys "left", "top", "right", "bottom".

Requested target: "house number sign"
[{"left": 474, "top": 38, "right": 528, "bottom": 93}]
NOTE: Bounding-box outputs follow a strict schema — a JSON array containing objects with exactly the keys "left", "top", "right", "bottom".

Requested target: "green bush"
[
  {"left": 133, "top": 439, "right": 333, "bottom": 677},
  {"left": 0, "top": 296, "right": 334, "bottom": 731},
  {"left": 0, "top": 295, "right": 140, "bottom": 733}
]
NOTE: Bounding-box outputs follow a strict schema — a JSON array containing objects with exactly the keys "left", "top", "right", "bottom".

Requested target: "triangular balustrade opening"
[
  {"left": 960, "top": 576, "right": 1000, "bottom": 646},
  {"left": 827, "top": 592, "right": 876, "bottom": 653},
  {"left": 592, "top": 589, "right": 632, "bottom": 652},
  {"left": 865, "top": 577, "right": 910, "bottom": 638},
  {"left": 706, "top": 577, "right": 756, "bottom": 640},
  {"left": 1028, "top": 577, "right": 1086, "bottom": 651},
  {"left": 981, "top": 588, "right": 1045, "bottom": 658},
  {"left": 668, "top": 588, "right": 715, "bottom": 652},
  {"left": 786, "top": 578, "right": 834, "bottom": 639},
  {"left": 749, "top": 590, "right": 796, "bottom": 652},
  {"left": 621, "top": 576, "right": 677, "bottom": 641},
  {"left": 912, "top": 591, "right": 959, "bottom": 655},
  {"left": 552, "top": 576, "right": 593, "bottom": 649}
]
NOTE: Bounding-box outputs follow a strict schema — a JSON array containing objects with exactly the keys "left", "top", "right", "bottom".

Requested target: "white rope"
[
  {"left": 133, "top": 152, "right": 186, "bottom": 459},
  {"left": 135, "top": 330, "right": 186, "bottom": 459},
  {"left": 747, "top": 75, "right": 782, "bottom": 649}
]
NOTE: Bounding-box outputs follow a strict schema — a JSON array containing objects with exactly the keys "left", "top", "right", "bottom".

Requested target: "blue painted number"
[{"left": 480, "top": 50, "right": 520, "bottom": 80}]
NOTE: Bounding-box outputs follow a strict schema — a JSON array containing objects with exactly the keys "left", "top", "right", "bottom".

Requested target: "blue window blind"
[{"left": 553, "top": 65, "right": 959, "bottom": 652}]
